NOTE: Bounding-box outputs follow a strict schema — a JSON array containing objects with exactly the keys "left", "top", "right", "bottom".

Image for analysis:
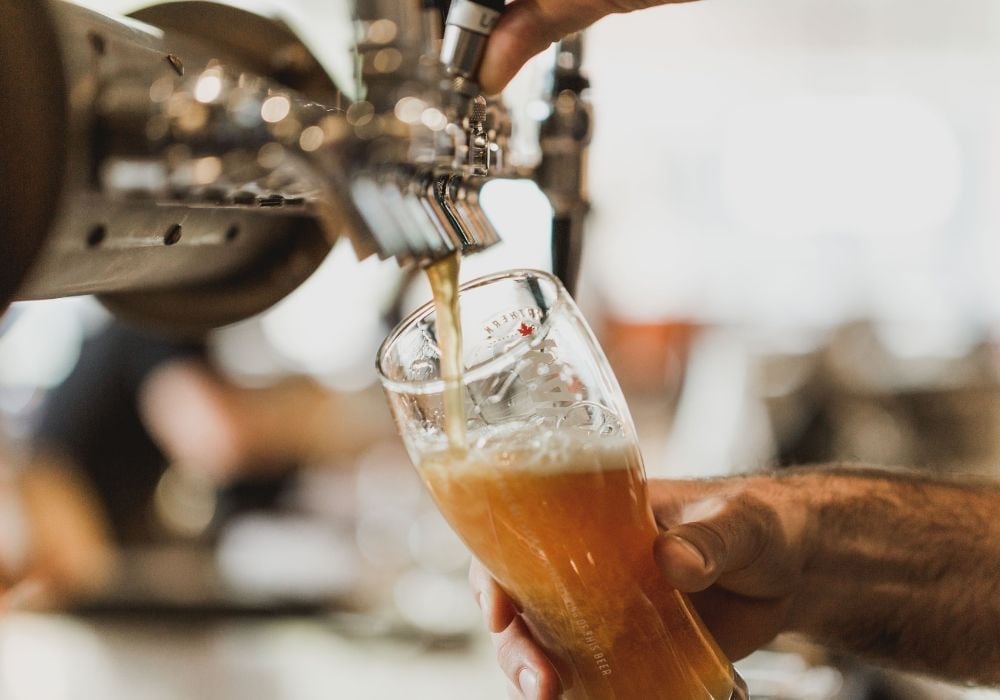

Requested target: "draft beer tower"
[{"left": 0, "top": 0, "right": 591, "bottom": 333}]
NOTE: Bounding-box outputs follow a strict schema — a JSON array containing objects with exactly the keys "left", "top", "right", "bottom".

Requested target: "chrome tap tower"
[{"left": 0, "top": 0, "right": 591, "bottom": 332}]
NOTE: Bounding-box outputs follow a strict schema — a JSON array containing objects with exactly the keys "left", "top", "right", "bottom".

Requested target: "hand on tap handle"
[
  {"left": 441, "top": 0, "right": 507, "bottom": 93},
  {"left": 478, "top": 0, "right": 699, "bottom": 94}
]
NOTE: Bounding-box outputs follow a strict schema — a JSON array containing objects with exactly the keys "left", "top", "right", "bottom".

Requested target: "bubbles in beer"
[
  {"left": 443, "top": 423, "right": 626, "bottom": 475},
  {"left": 417, "top": 430, "right": 736, "bottom": 700},
  {"left": 386, "top": 267, "right": 739, "bottom": 699}
]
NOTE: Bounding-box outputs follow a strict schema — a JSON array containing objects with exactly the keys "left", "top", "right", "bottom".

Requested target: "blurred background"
[{"left": 4, "top": 0, "right": 1000, "bottom": 697}]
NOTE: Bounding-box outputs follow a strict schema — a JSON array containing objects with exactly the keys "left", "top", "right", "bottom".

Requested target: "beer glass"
[{"left": 377, "top": 269, "right": 748, "bottom": 700}]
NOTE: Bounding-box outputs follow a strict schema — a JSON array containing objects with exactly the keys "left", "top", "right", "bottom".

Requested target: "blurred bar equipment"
[
  {"left": 537, "top": 33, "right": 591, "bottom": 296},
  {"left": 0, "top": 0, "right": 592, "bottom": 332}
]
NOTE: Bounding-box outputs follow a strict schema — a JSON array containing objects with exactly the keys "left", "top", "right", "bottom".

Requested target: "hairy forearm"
[{"left": 785, "top": 467, "right": 1000, "bottom": 685}]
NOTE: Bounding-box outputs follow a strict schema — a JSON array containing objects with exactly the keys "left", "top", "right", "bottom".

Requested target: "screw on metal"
[
  {"left": 164, "top": 224, "right": 182, "bottom": 246},
  {"left": 86, "top": 225, "right": 107, "bottom": 248},
  {"left": 165, "top": 54, "right": 184, "bottom": 76}
]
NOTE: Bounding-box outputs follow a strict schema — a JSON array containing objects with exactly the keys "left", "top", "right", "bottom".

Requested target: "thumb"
[
  {"left": 479, "top": 0, "right": 609, "bottom": 94},
  {"left": 652, "top": 496, "right": 769, "bottom": 592}
]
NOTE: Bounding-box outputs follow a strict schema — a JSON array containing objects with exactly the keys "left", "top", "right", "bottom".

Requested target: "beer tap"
[
  {"left": 537, "top": 34, "right": 593, "bottom": 296},
  {"left": 440, "top": 0, "right": 503, "bottom": 97},
  {"left": 348, "top": 0, "right": 509, "bottom": 267},
  {"left": 1, "top": 0, "right": 588, "bottom": 332}
]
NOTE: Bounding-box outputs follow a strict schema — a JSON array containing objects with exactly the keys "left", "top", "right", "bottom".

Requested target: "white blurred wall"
[{"left": 580, "top": 0, "right": 1000, "bottom": 339}]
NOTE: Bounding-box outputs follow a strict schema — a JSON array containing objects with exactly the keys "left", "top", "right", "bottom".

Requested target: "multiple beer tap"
[
  {"left": 346, "top": 0, "right": 508, "bottom": 265},
  {"left": 353, "top": 0, "right": 593, "bottom": 278},
  {"left": 1, "top": 0, "right": 592, "bottom": 329}
]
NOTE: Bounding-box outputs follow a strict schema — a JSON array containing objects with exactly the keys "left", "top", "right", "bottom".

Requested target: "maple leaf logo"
[{"left": 517, "top": 322, "right": 535, "bottom": 337}]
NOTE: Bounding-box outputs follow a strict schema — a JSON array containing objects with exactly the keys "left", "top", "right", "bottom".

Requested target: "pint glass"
[{"left": 377, "top": 270, "right": 747, "bottom": 700}]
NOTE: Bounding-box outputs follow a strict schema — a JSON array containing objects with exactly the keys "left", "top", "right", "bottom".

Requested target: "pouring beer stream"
[{"left": 426, "top": 254, "right": 468, "bottom": 451}]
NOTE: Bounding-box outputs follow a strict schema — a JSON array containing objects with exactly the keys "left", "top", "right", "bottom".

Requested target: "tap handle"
[{"left": 440, "top": 0, "right": 503, "bottom": 90}]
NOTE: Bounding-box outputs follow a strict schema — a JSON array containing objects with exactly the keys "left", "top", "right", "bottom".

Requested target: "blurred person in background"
[
  {"left": 471, "top": 0, "right": 1000, "bottom": 697},
  {"left": 0, "top": 319, "right": 390, "bottom": 610},
  {"left": 0, "top": 445, "right": 115, "bottom": 611},
  {"left": 0, "top": 318, "right": 145, "bottom": 609}
]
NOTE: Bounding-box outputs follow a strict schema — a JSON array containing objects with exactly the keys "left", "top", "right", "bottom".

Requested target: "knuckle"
[
  {"left": 739, "top": 493, "right": 779, "bottom": 544},
  {"left": 725, "top": 492, "right": 776, "bottom": 571},
  {"left": 493, "top": 630, "right": 525, "bottom": 678}
]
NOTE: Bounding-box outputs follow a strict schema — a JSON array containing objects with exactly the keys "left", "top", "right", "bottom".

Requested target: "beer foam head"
[{"left": 419, "top": 421, "right": 642, "bottom": 476}]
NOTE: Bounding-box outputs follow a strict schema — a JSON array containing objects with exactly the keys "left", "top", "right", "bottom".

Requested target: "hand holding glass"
[{"left": 378, "top": 270, "right": 746, "bottom": 700}]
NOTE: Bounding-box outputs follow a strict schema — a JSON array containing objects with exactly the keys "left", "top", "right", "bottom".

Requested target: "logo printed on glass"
[{"left": 470, "top": 308, "right": 621, "bottom": 436}]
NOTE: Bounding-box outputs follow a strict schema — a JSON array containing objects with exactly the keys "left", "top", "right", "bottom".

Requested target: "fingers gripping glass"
[{"left": 378, "top": 270, "right": 747, "bottom": 700}]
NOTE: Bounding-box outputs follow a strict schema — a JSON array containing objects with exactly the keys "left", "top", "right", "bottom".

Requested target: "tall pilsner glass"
[{"left": 377, "top": 270, "right": 748, "bottom": 700}]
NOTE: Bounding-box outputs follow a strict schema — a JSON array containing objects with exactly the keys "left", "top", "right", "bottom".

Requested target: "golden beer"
[
  {"left": 419, "top": 435, "right": 736, "bottom": 700},
  {"left": 380, "top": 270, "right": 744, "bottom": 698}
]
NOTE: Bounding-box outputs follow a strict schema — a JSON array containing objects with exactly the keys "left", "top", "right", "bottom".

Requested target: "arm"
[
  {"left": 140, "top": 361, "right": 394, "bottom": 484},
  {"left": 473, "top": 468, "right": 1000, "bottom": 699},
  {"left": 1, "top": 456, "right": 115, "bottom": 611},
  {"left": 783, "top": 468, "right": 1000, "bottom": 685},
  {"left": 656, "top": 468, "right": 1000, "bottom": 683}
]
